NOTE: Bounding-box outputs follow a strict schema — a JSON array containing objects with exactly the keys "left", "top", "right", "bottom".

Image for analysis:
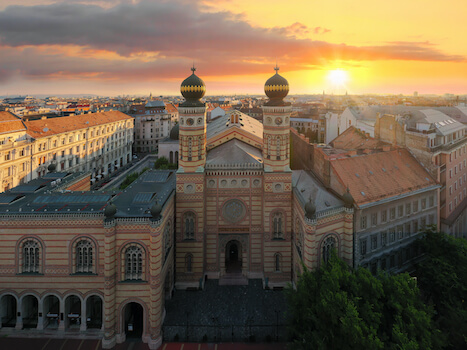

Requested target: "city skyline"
[{"left": 0, "top": 0, "right": 466, "bottom": 96}]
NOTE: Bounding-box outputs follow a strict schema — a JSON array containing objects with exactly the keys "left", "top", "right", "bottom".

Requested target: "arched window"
[
  {"left": 273, "top": 212, "right": 284, "bottom": 239},
  {"left": 76, "top": 240, "right": 93, "bottom": 273},
  {"left": 184, "top": 212, "right": 195, "bottom": 240},
  {"left": 198, "top": 136, "right": 203, "bottom": 160},
  {"left": 276, "top": 137, "right": 281, "bottom": 160},
  {"left": 188, "top": 137, "right": 192, "bottom": 161},
  {"left": 125, "top": 245, "right": 143, "bottom": 280},
  {"left": 322, "top": 236, "right": 336, "bottom": 264},
  {"left": 267, "top": 136, "right": 271, "bottom": 159},
  {"left": 22, "top": 240, "right": 40, "bottom": 273},
  {"left": 185, "top": 254, "right": 193, "bottom": 273},
  {"left": 295, "top": 217, "right": 303, "bottom": 257},
  {"left": 164, "top": 221, "right": 172, "bottom": 262},
  {"left": 275, "top": 253, "right": 281, "bottom": 272}
]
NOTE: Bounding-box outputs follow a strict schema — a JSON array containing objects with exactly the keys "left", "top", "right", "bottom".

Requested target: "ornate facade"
[{"left": 0, "top": 68, "right": 353, "bottom": 349}]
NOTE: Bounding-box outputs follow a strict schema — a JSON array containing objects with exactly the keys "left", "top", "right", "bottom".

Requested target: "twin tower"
[
  {"left": 177, "top": 65, "right": 291, "bottom": 173},
  {"left": 174, "top": 66, "right": 293, "bottom": 289}
]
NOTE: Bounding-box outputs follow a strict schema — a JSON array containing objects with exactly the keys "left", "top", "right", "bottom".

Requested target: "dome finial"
[
  {"left": 274, "top": 62, "right": 279, "bottom": 73},
  {"left": 180, "top": 65, "right": 205, "bottom": 107}
]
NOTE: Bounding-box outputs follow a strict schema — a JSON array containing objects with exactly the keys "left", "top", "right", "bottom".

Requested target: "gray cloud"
[{"left": 0, "top": 0, "right": 464, "bottom": 83}]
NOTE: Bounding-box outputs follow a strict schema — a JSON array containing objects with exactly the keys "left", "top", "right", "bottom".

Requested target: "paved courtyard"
[{"left": 163, "top": 279, "right": 288, "bottom": 342}]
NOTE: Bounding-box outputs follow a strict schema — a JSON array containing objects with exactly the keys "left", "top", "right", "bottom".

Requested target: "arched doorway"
[
  {"left": 124, "top": 302, "right": 144, "bottom": 339},
  {"left": 86, "top": 295, "right": 103, "bottom": 329},
  {"left": 43, "top": 295, "right": 60, "bottom": 329},
  {"left": 1, "top": 295, "right": 17, "bottom": 327},
  {"left": 65, "top": 295, "right": 81, "bottom": 329},
  {"left": 225, "top": 240, "right": 242, "bottom": 273},
  {"left": 22, "top": 295, "right": 38, "bottom": 329}
]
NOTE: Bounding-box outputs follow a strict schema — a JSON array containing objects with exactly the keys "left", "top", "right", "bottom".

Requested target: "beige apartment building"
[
  {"left": 0, "top": 111, "right": 134, "bottom": 191},
  {"left": 374, "top": 110, "right": 467, "bottom": 237}
]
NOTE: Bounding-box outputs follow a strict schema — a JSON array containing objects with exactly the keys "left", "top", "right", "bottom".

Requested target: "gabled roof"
[
  {"left": 292, "top": 170, "right": 343, "bottom": 212},
  {"left": 0, "top": 111, "right": 26, "bottom": 134},
  {"left": 416, "top": 109, "right": 465, "bottom": 136},
  {"left": 206, "top": 110, "right": 263, "bottom": 152},
  {"left": 207, "top": 110, "right": 262, "bottom": 142},
  {"left": 25, "top": 111, "right": 133, "bottom": 138},
  {"left": 206, "top": 139, "right": 263, "bottom": 169},
  {"left": 330, "top": 126, "right": 390, "bottom": 150},
  {"left": 331, "top": 149, "right": 437, "bottom": 206}
]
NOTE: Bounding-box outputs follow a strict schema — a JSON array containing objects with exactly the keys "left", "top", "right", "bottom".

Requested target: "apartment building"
[{"left": 0, "top": 111, "right": 134, "bottom": 192}]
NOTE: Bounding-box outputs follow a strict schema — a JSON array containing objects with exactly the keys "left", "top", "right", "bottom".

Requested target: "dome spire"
[
  {"left": 264, "top": 65, "right": 289, "bottom": 106},
  {"left": 180, "top": 65, "right": 206, "bottom": 107}
]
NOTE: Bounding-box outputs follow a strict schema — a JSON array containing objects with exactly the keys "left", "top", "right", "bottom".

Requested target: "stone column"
[
  {"left": 58, "top": 298, "right": 65, "bottom": 331},
  {"left": 15, "top": 298, "right": 23, "bottom": 330},
  {"left": 37, "top": 300, "right": 44, "bottom": 330},
  {"left": 80, "top": 300, "right": 87, "bottom": 332}
]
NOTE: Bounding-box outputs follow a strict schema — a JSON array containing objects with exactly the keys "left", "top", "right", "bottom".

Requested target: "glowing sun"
[{"left": 328, "top": 69, "right": 348, "bottom": 85}]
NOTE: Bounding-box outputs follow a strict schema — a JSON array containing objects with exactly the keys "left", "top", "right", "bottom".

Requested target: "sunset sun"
[{"left": 328, "top": 69, "right": 349, "bottom": 86}]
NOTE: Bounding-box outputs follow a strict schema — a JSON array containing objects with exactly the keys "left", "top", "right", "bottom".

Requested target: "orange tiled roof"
[
  {"left": 330, "top": 126, "right": 389, "bottom": 150},
  {"left": 165, "top": 103, "right": 178, "bottom": 113},
  {"left": 25, "top": 111, "right": 132, "bottom": 139},
  {"left": 0, "top": 111, "right": 26, "bottom": 134},
  {"left": 331, "top": 149, "right": 437, "bottom": 206}
]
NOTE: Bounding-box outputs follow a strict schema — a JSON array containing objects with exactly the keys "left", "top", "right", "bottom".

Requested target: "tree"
[
  {"left": 154, "top": 156, "right": 169, "bottom": 169},
  {"left": 416, "top": 228, "right": 467, "bottom": 349},
  {"left": 285, "top": 253, "right": 440, "bottom": 350}
]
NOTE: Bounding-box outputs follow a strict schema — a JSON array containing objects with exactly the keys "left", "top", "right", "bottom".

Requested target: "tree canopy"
[
  {"left": 286, "top": 253, "right": 440, "bottom": 350},
  {"left": 415, "top": 228, "right": 467, "bottom": 349}
]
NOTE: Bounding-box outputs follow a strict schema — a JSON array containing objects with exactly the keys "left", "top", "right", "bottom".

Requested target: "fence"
[{"left": 162, "top": 323, "right": 287, "bottom": 343}]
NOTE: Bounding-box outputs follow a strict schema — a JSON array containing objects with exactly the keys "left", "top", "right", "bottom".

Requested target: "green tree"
[
  {"left": 154, "top": 156, "right": 169, "bottom": 169},
  {"left": 286, "top": 253, "right": 440, "bottom": 350},
  {"left": 416, "top": 228, "right": 467, "bottom": 349}
]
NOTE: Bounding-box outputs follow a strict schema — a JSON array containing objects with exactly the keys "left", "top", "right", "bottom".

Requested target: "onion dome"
[
  {"left": 343, "top": 188, "right": 354, "bottom": 208},
  {"left": 264, "top": 65, "right": 289, "bottom": 105},
  {"left": 169, "top": 124, "right": 179, "bottom": 140},
  {"left": 305, "top": 199, "right": 316, "bottom": 219},
  {"left": 104, "top": 203, "right": 117, "bottom": 218},
  {"left": 47, "top": 163, "right": 56, "bottom": 173},
  {"left": 180, "top": 66, "right": 206, "bottom": 107},
  {"left": 150, "top": 202, "right": 162, "bottom": 219}
]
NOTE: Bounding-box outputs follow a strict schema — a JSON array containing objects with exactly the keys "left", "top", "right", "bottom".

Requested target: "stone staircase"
[{"left": 218, "top": 272, "right": 248, "bottom": 286}]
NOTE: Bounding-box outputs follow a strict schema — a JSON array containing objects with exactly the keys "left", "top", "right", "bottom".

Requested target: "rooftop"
[
  {"left": 25, "top": 111, "right": 132, "bottom": 139},
  {"left": 330, "top": 126, "right": 390, "bottom": 150},
  {"left": 0, "top": 111, "right": 27, "bottom": 135},
  {"left": 0, "top": 169, "right": 175, "bottom": 218},
  {"left": 331, "top": 149, "right": 437, "bottom": 206},
  {"left": 292, "top": 170, "right": 343, "bottom": 213},
  {"left": 207, "top": 110, "right": 263, "bottom": 142}
]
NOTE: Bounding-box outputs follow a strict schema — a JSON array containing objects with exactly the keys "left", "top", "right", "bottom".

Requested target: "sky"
[{"left": 0, "top": 0, "right": 466, "bottom": 96}]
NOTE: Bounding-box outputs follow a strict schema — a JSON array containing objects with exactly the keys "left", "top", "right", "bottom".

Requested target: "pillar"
[
  {"left": 80, "top": 300, "right": 86, "bottom": 332},
  {"left": 15, "top": 298, "right": 22, "bottom": 330},
  {"left": 58, "top": 298, "right": 65, "bottom": 331},
  {"left": 37, "top": 300, "right": 44, "bottom": 330}
]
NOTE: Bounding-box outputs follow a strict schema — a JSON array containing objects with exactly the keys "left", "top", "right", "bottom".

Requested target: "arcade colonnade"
[{"left": 0, "top": 292, "right": 103, "bottom": 331}]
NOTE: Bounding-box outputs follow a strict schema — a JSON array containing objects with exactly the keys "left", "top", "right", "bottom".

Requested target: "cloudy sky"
[{"left": 0, "top": 0, "right": 466, "bottom": 96}]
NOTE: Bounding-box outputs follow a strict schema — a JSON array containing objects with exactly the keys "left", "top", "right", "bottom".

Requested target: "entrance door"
[
  {"left": 124, "top": 302, "right": 143, "bottom": 339},
  {"left": 225, "top": 240, "right": 241, "bottom": 273},
  {"left": 229, "top": 244, "right": 238, "bottom": 262}
]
